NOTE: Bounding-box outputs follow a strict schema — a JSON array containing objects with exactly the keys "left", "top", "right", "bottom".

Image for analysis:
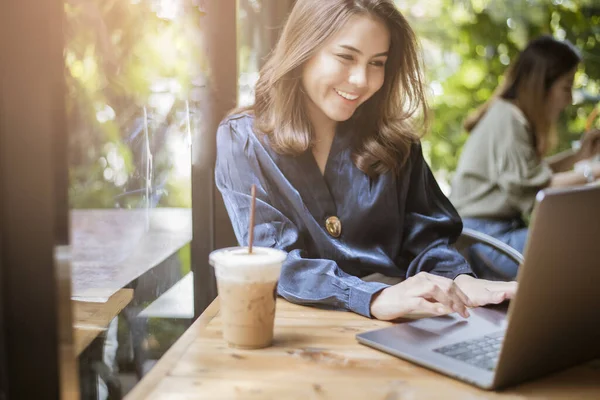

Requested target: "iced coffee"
[{"left": 209, "top": 246, "right": 287, "bottom": 349}]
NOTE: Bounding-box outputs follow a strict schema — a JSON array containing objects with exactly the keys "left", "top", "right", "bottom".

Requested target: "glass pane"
[
  {"left": 65, "top": 0, "right": 202, "bottom": 397},
  {"left": 238, "top": 0, "right": 271, "bottom": 107}
]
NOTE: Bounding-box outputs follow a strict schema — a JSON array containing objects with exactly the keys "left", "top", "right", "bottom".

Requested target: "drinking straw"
[{"left": 248, "top": 184, "right": 256, "bottom": 254}]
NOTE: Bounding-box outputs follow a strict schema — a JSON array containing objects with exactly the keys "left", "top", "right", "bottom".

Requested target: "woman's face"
[
  {"left": 547, "top": 68, "right": 576, "bottom": 122},
  {"left": 301, "top": 14, "right": 390, "bottom": 128}
]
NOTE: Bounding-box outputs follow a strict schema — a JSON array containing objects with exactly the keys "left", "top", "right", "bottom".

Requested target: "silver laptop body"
[{"left": 356, "top": 185, "right": 600, "bottom": 390}]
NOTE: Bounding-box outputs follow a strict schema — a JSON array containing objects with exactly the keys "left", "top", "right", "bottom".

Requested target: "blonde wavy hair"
[
  {"left": 464, "top": 35, "right": 581, "bottom": 157},
  {"left": 244, "top": 0, "right": 428, "bottom": 177}
]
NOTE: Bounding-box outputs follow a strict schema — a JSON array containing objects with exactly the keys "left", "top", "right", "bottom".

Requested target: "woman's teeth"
[{"left": 335, "top": 89, "right": 359, "bottom": 101}]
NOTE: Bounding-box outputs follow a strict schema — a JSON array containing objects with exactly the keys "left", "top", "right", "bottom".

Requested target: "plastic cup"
[{"left": 209, "top": 246, "right": 287, "bottom": 349}]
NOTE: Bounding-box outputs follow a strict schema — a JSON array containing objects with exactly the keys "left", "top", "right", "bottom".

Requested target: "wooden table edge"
[
  {"left": 73, "top": 288, "right": 135, "bottom": 356},
  {"left": 124, "top": 297, "right": 220, "bottom": 399}
]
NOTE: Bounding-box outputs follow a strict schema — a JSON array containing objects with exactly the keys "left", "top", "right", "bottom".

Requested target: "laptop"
[{"left": 356, "top": 185, "right": 600, "bottom": 390}]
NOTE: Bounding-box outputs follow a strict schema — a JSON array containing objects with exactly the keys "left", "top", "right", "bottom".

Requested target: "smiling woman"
[
  {"left": 215, "top": 0, "right": 517, "bottom": 323},
  {"left": 302, "top": 15, "right": 390, "bottom": 173},
  {"left": 301, "top": 15, "right": 389, "bottom": 127},
  {"left": 250, "top": 0, "right": 429, "bottom": 177}
]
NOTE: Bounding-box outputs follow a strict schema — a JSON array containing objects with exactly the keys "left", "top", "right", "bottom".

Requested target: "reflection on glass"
[
  {"left": 65, "top": 0, "right": 203, "bottom": 397},
  {"left": 238, "top": 0, "right": 263, "bottom": 106},
  {"left": 237, "top": 0, "right": 289, "bottom": 106}
]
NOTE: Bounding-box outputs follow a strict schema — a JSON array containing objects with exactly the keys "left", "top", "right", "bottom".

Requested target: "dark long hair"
[{"left": 464, "top": 35, "right": 581, "bottom": 156}]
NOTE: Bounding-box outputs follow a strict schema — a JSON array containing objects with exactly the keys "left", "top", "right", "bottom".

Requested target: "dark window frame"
[{"left": 0, "top": 0, "right": 74, "bottom": 398}]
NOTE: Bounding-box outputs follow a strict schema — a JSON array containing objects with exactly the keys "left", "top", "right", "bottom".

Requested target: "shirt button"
[{"left": 325, "top": 216, "right": 342, "bottom": 238}]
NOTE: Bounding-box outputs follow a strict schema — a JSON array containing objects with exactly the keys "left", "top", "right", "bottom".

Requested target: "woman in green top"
[{"left": 450, "top": 35, "right": 600, "bottom": 280}]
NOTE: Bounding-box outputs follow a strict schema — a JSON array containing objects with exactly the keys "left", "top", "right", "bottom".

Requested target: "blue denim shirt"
[{"left": 215, "top": 113, "right": 473, "bottom": 318}]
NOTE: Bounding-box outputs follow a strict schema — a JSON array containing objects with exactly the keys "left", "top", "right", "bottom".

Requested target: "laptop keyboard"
[{"left": 433, "top": 331, "right": 504, "bottom": 371}]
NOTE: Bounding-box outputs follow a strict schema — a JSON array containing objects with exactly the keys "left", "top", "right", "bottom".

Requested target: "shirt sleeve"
[
  {"left": 496, "top": 115, "right": 553, "bottom": 214},
  {"left": 401, "top": 143, "right": 475, "bottom": 279},
  {"left": 215, "top": 120, "right": 389, "bottom": 318}
]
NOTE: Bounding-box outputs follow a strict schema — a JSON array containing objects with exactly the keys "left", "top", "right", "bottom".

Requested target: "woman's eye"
[
  {"left": 336, "top": 54, "right": 353, "bottom": 61},
  {"left": 370, "top": 60, "right": 385, "bottom": 67}
]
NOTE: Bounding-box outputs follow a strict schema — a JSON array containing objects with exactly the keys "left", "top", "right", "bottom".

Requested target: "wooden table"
[
  {"left": 73, "top": 288, "right": 134, "bottom": 356},
  {"left": 126, "top": 298, "right": 600, "bottom": 399},
  {"left": 71, "top": 208, "right": 192, "bottom": 301}
]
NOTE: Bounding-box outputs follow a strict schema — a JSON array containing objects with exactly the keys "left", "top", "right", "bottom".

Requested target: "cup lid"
[{"left": 209, "top": 246, "right": 287, "bottom": 268}]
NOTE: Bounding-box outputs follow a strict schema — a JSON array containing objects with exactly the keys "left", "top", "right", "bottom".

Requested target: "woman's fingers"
[
  {"left": 485, "top": 291, "right": 507, "bottom": 304},
  {"left": 452, "top": 283, "right": 475, "bottom": 309},
  {"left": 417, "top": 273, "right": 474, "bottom": 310},
  {"left": 409, "top": 297, "right": 453, "bottom": 317},
  {"left": 446, "top": 279, "right": 475, "bottom": 308},
  {"left": 486, "top": 281, "right": 518, "bottom": 298},
  {"left": 370, "top": 273, "right": 517, "bottom": 320},
  {"left": 415, "top": 282, "right": 470, "bottom": 318}
]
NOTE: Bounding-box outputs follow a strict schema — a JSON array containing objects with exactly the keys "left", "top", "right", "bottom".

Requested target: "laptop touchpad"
[{"left": 399, "top": 306, "right": 508, "bottom": 344}]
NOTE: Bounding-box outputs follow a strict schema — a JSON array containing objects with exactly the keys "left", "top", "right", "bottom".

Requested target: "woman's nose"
[{"left": 348, "top": 67, "right": 368, "bottom": 89}]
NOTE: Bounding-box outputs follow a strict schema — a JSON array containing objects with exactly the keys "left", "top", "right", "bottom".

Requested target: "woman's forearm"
[
  {"left": 545, "top": 148, "right": 579, "bottom": 173},
  {"left": 549, "top": 162, "right": 600, "bottom": 188}
]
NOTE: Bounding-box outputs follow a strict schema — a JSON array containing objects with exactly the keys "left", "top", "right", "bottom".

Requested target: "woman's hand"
[
  {"left": 577, "top": 129, "right": 600, "bottom": 162},
  {"left": 370, "top": 272, "right": 473, "bottom": 321},
  {"left": 453, "top": 274, "right": 517, "bottom": 307}
]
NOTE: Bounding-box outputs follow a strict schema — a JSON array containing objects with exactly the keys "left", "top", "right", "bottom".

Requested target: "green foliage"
[
  {"left": 178, "top": 243, "right": 192, "bottom": 276},
  {"left": 65, "top": 0, "right": 203, "bottom": 209},
  {"left": 395, "top": 0, "right": 600, "bottom": 181}
]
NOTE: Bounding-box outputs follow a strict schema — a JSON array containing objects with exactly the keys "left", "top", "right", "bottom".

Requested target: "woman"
[
  {"left": 215, "top": 0, "right": 516, "bottom": 321},
  {"left": 451, "top": 35, "right": 600, "bottom": 280}
]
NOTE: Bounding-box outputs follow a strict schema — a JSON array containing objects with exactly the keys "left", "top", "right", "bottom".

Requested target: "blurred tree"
[
  {"left": 65, "top": 0, "right": 205, "bottom": 208},
  {"left": 395, "top": 0, "right": 600, "bottom": 189}
]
